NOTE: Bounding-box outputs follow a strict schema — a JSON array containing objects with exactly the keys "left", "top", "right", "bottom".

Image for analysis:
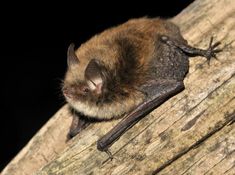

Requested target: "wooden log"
[{"left": 2, "top": 0, "right": 235, "bottom": 174}]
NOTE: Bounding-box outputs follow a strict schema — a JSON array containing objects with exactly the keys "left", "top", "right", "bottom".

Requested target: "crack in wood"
[
  {"left": 180, "top": 154, "right": 207, "bottom": 175},
  {"left": 224, "top": 164, "right": 235, "bottom": 175},
  {"left": 181, "top": 109, "right": 206, "bottom": 131},
  {"left": 203, "top": 151, "right": 233, "bottom": 175},
  {"left": 152, "top": 112, "right": 235, "bottom": 175}
]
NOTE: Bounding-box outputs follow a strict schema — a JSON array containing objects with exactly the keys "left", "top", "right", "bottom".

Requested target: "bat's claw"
[
  {"left": 105, "top": 149, "right": 114, "bottom": 161},
  {"left": 204, "top": 37, "right": 222, "bottom": 65}
]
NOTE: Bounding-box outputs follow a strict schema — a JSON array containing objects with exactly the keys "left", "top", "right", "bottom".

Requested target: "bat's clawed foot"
[
  {"left": 97, "top": 140, "right": 114, "bottom": 161},
  {"left": 203, "top": 37, "right": 222, "bottom": 65},
  {"left": 104, "top": 149, "right": 114, "bottom": 161},
  {"left": 160, "top": 35, "right": 223, "bottom": 66}
]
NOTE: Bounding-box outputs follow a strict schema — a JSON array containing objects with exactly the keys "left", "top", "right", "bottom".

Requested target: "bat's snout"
[{"left": 62, "top": 87, "right": 73, "bottom": 99}]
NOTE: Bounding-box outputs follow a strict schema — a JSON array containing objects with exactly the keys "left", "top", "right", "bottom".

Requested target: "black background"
[{"left": 0, "top": 0, "right": 194, "bottom": 171}]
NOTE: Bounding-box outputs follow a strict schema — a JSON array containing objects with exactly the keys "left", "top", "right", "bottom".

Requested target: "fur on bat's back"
[
  {"left": 64, "top": 17, "right": 187, "bottom": 119},
  {"left": 73, "top": 17, "right": 186, "bottom": 80}
]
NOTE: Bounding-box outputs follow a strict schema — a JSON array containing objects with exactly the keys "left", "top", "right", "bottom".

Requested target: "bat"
[{"left": 62, "top": 17, "right": 221, "bottom": 158}]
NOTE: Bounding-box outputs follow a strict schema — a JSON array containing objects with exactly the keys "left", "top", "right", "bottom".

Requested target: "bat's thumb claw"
[{"left": 105, "top": 149, "right": 114, "bottom": 160}]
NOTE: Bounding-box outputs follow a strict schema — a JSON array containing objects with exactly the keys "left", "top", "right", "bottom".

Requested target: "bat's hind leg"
[{"left": 160, "top": 35, "right": 222, "bottom": 65}]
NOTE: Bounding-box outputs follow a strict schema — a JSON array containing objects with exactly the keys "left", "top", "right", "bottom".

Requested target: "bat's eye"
[
  {"left": 84, "top": 88, "right": 89, "bottom": 93},
  {"left": 81, "top": 86, "right": 89, "bottom": 94}
]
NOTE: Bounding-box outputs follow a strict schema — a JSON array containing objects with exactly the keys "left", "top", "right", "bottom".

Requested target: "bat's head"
[{"left": 62, "top": 44, "right": 144, "bottom": 120}]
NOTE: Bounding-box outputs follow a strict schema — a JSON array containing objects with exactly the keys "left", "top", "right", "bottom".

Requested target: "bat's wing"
[{"left": 97, "top": 79, "right": 184, "bottom": 155}]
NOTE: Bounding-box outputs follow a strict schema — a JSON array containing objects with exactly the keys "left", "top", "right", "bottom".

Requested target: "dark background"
[{"left": 0, "top": 0, "right": 194, "bottom": 171}]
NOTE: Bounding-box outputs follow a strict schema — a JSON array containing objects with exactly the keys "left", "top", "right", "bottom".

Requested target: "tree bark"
[{"left": 2, "top": 0, "right": 235, "bottom": 174}]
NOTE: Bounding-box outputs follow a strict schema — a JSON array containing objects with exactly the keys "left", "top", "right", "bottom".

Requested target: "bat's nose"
[{"left": 62, "top": 87, "right": 73, "bottom": 98}]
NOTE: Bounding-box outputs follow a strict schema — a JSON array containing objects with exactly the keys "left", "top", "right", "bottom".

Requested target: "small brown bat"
[{"left": 62, "top": 17, "right": 221, "bottom": 157}]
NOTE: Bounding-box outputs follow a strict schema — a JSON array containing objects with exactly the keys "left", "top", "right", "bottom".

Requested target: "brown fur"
[{"left": 63, "top": 17, "right": 187, "bottom": 120}]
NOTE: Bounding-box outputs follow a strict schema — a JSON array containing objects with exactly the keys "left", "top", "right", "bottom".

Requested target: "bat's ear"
[
  {"left": 85, "top": 59, "right": 107, "bottom": 95},
  {"left": 67, "top": 43, "right": 79, "bottom": 67}
]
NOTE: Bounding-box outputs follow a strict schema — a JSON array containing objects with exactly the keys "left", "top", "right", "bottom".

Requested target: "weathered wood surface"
[{"left": 2, "top": 0, "right": 235, "bottom": 174}]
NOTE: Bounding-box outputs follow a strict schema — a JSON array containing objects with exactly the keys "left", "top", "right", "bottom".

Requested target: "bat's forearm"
[{"left": 97, "top": 80, "right": 184, "bottom": 153}]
